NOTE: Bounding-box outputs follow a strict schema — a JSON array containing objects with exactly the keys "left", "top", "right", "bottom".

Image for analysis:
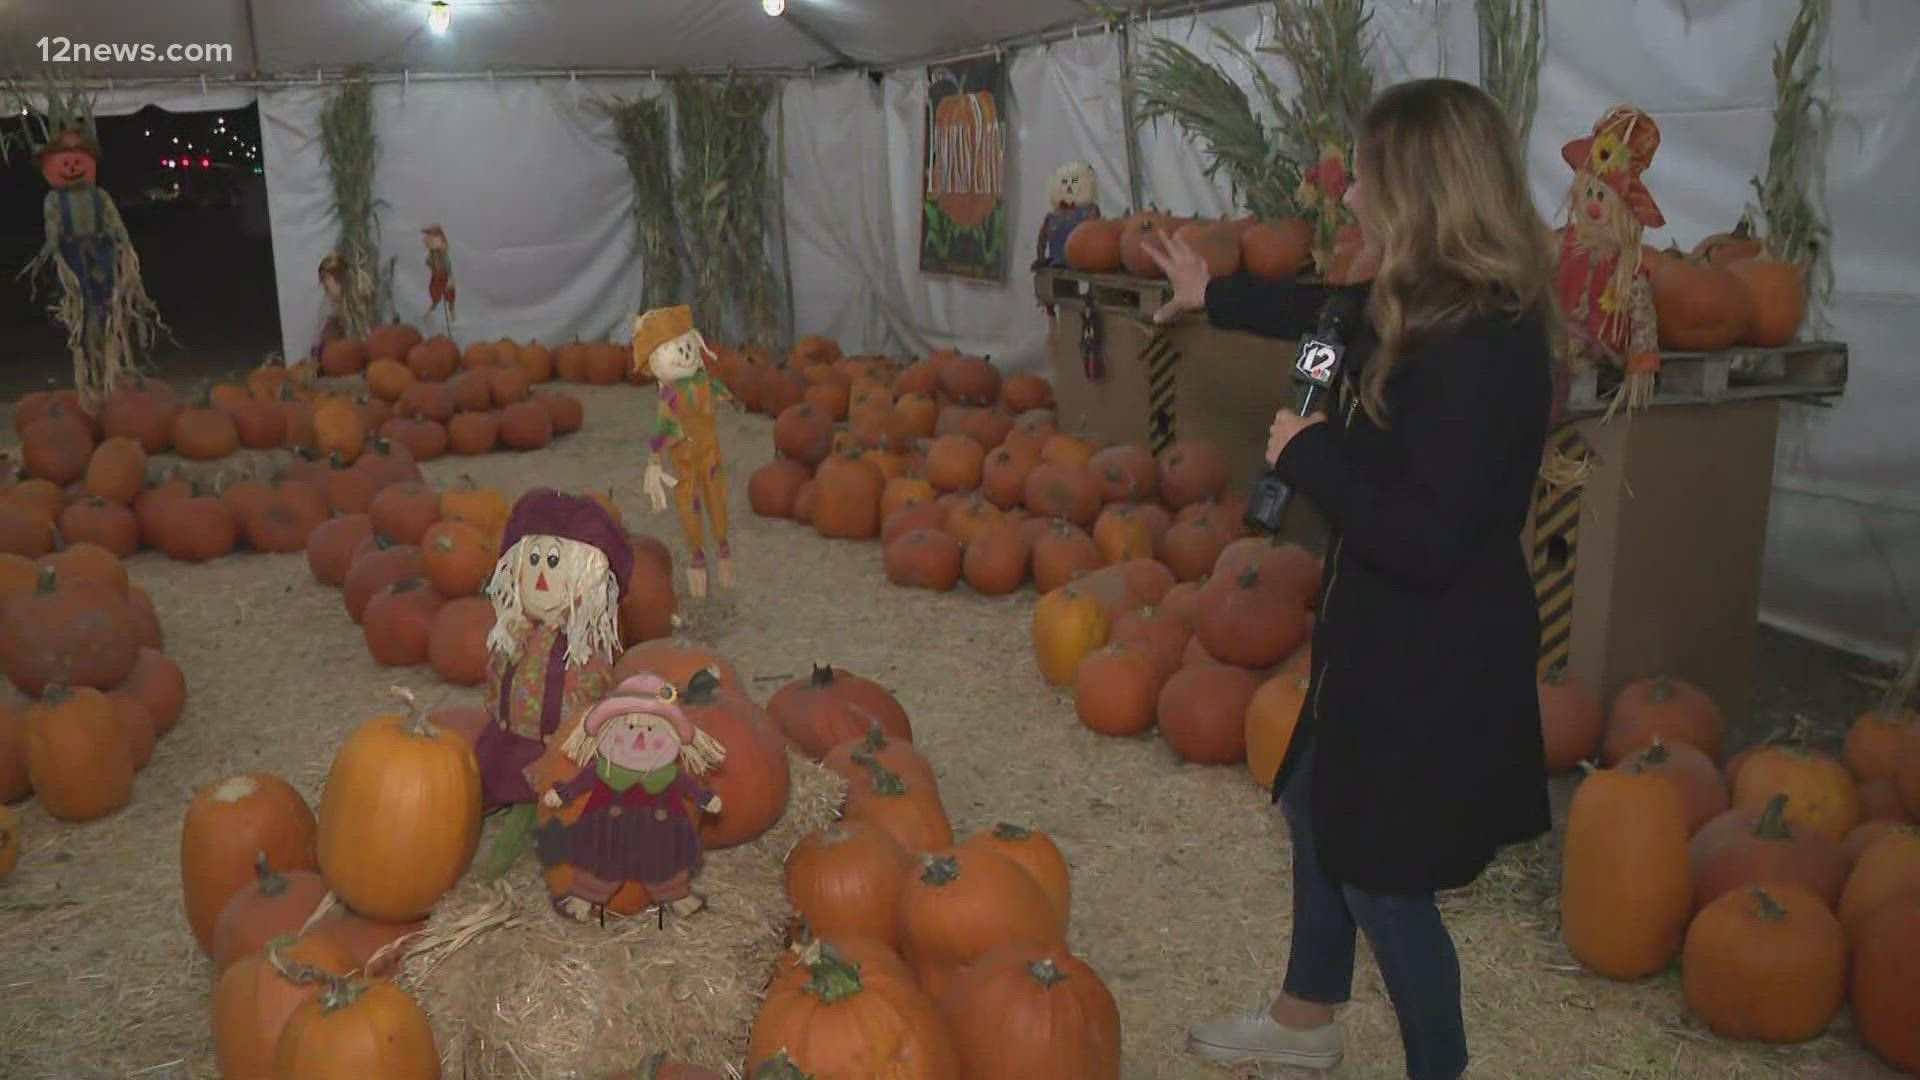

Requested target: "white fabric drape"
[{"left": 225, "top": 0, "right": 1916, "bottom": 662}]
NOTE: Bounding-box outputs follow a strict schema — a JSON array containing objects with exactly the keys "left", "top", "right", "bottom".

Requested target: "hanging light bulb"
[
  {"left": 761, "top": 0, "right": 785, "bottom": 15},
  {"left": 427, "top": 1, "right": 452, "bottom": 35}
]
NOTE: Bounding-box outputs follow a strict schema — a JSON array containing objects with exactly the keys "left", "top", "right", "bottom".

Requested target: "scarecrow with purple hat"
[
  {"left": 476, "top": 488, "right": 631, "bottom": 814},
  {"left": 536, "top": 671, "right": 727, "bottom": 922},
  {"left": 1555, "top": 104, "right": 1665, "bottom": 418}
]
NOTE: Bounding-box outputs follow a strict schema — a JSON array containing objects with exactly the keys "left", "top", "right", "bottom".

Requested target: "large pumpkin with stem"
[
  {"left": 897, "top": 849, "right": 1066, "bottom": 1000},
  {"left": 768, "top": 663, "right": 913, "bottom": 759},
  {"left": 1730, "top": 733, "right": 1860, "bottom": 845},
  {"left": 843, "top": 755, "right": 952, "bottom": 856},
  {"left": 1837, "top": 826, "right": 1920, "bottom": 946},
  {"left": 1602, "top": 674, "right": 1723, "bottom": 764},
  {"left": 822, "top": 721, "right": 939, "bottom": 799},
  {"left": 1158, "top": 663, "right": 1258, "bottom": 765},
  {"left": 677, "top": 667, "right": 791, "bottom": 849},
  {"left": 1727, "top": 255, "right": 1807, "bottom": 347},
  {"left": 784, "top": 820, "right": 914, "bottom": 947},
  {"left": 1246, "top": 659, "right": 1311, "bottom": 788},
  {"left": 211, "top": 935, "right": 359, "bottom": 1080},
  {"left": 1559, "top": 759, "right": 1693, "bottom": 979},
  {"left": 1646, "top": 247, "right": 1752, "bottom": 352},
  {"left": 938, "top": 943, "right": 1121, "bottom": 1080},
  {"left": 315, "top": 689, "right": 482, "bottom": 922},
  {"left": 1538, "top": 666, "right": 1604, "bottom": 772},
  {"left": 1192, "top": 564, "right": 1308, "bottom": 669},
  {"left": 271, "top": 972, "right": 440, "bottom": 1076},
  {"left": 1689, "top": 793, "right": 1848, "bottom": 914},
  {"left": 958, "top": 824, "right": 1071, "bottom": 936},
  {"left": 1072, "top": 642, "right": 1162, "bottom": 738},
  {"left": 746, "top": 941, "right": 958, "bottom": 1077},
  {"left": 209, "top": 852, "right": 331, "bottom": 973},
  {"left": 1623, "top": 737, "right": 1728, "bottom": 836},
  {"left": 1033, "top": 585, "right": 1109, "bottom": 687},
  {"left": 181, "top": 772, "right": 319, "bottom": 956},
  {"left": 0, "top": 565, "right": 139, "bottom": 695},
  {"left": 1679, "top": 883, "right": 1846, "bottom": 1042},
  {"left": 24, "top": 685, "right": 133, "bottom": 823},
  {"left": 1844, "top": 640, "right": 1920, "bottom": 784}
]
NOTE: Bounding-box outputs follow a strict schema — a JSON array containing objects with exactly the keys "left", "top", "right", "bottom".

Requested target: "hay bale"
[{"left": 397, "top": 754, "right": 844, "bottom": 1076}]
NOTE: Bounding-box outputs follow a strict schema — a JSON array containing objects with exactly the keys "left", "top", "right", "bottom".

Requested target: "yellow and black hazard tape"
[
  {"left": 1532, "top": 424, "right": 1587, "bottom": 676},
  {"left": 1145, "top": 332, "right": 1178, "bottom": 454}
]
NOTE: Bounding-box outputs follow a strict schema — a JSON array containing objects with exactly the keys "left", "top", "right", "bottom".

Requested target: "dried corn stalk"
[
  {"left": 1476, "top": 0, "right": 1546, "bottom": 147},
  {"left": 671, "top": 75, "right": 784, "bottom": 349},
  {"left": 594, "top": 93, "right": 685, "bottom": 311},
  {"left": 1748, "top": 0, "right": 1832, "bottom": 321},
  {"left": 1129, "top": 34, "right": 1297, "bottom": 218},
  {"left": 1260, "top": 0, "right": 1376, "bottom": 160},
  {"left": 318, "top": 77, "right": 385, "bottom": 338}
]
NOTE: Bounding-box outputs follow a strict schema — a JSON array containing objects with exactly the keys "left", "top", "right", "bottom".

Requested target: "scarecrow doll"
[
  {"left": 1556, "top": 105, "right": 1665, "bottom": 418},
  {"left": 1032, "top": 160, "right": 1100, "bottom": 270},
  {"left": 536, "top": 671, "right": 727, "bottom": 923},
  {"left": 477, "top": 488, "right": 632, "bottom": 815},
  {"left": 421, "top": 223, "right": 456, "bottom": 332},
  {"left": 17, "top": 123, "right": 164, "bottom": 410},
  {"left": 308, "top": 253, "right": 348, "bottom": 361},
  {"left": 633, "top": 304, "right": 739, "bottom": 599}
]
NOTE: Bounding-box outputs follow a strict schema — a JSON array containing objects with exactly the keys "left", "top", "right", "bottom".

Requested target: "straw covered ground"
[{"left": 0, "top": 382, "right": 1899, "bottom": 1079}]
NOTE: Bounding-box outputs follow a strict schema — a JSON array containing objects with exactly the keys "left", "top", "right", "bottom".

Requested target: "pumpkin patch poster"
[{"left": 920, "top": 56, "right": 1010, "bottom": 282}]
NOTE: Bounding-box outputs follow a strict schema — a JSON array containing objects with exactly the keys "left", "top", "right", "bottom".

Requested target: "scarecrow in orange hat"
[
  {"left": 632, "top": 304, "right": 740, "bottom": 599},
  {"left": 6, "top": 91, "right": 165, "bottom": 410},
  {"left": 421, "top": 223, "right": 455, "bottom": 333},
  {"left": 1555, "top": 104, "right": 1665, "bottom": 419}
]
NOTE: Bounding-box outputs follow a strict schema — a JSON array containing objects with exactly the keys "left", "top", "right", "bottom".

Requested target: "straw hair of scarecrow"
[
  {"left": 485, "top": 535, "right": 623, "bottom": 669},
  {"left": 556, "top": 681, "right": 727, "bottom": 776}
]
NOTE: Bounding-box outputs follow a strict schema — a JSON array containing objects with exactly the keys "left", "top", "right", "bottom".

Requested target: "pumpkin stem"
[
  {"left": 1746, "top": 885, "right": 1788, "bottom": 921},
  {"left": 1645, "top": 676, "right": 1674, "bottom": 704},
  {"left": 389, "top": 685, "right": 436, "bottom": 736},
  {"left": 801, "top": 945, "right": 866, "bottom": 1005},
  {"left": 860, "top": 720, "right": 888, "bottom": 752},
  {"left": 991, "top": 822, "right": 1033, "bottom": 841},
  {"left": 751, "top": 1050, "right": 815, "bottom": 1080},
  {"left": 253, "top": 849, "right": 289, "bottom": 897},
  {"left": 809, "top": 662, "right": 837, "bottom": 688},
  {"left": 918, "top": 852, "right": 960, "bottom": 885},
  {"left": 1236, "top": 566, "right": 1259, "bottom": 589},
  {"left": 315, "top": 972, "right": 369, "bottom": 1012},
  {"left": 1026, "top": 957, "right": 1070, "bottom": 986},
  {"left": 1636, "top": 736, "right": 1671, "bottom": 767},
  {"left": 850, "top": 751, "right": 906, "bottom": 796},
  {"left": 265, "top": 937, "right": 332, "bottom": 986},
  {"left": 40, "top": 684, "right": 70, "bottom": 705},
  {"left": 1752, "top": 793, "right": 1795, "bottom": 840},
  {"left": 33, "top": 565, "right": 56, "bottom": 595},
  {"left": 682, "top": 666, "right": 722, "bottom": 705}
]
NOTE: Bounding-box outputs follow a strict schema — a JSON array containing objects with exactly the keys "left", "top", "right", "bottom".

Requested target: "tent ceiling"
[{"left": 11, "top": 0, "right": 1154, "bottom": 79}]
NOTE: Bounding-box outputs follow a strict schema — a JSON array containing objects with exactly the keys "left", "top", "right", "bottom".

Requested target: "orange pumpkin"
[
  {"left": 1850, "top": 898, "right": 1920, "bottom": 1073},
  {"left": 784, "top": 821, "right": 914, "bottom": 947},
  {"left": 314, "top": 694, "right": 482, "bottom": 922},
  {"left": 1624, "top": 737, "right": 1729, "bottom": 836},
  {"left": 1072, "top": 642, "right": 1162, "bottom": 738},
  {"left": 1837, "top": 826, "right": 1920, "bottom": 946},
  {"left": 271, "top": 975, "right": 440, "bottom": 1077},
  {"left": 1245, "top": 661, "right": 1311, "bottom": 788},
  {"left": 1559, "top": 760, "right": 1693, "bottom": 979},
  {"left": 843, "top": 758, "right": 952, "bottom": 856},
  {"left": 209, "top": 853, "right": 331, "bottom": 973},
  {"left": 937, "top": 944, "right": 1120, "bottom": 1080},
  {"left": 676, "top": 668, "right": 792, "bottom": 849},
  {"left": 1679, "top": 883, "right": 1846, "bottom": 1042},
  {"left": 211, "top": 935, "right": 359, "bottom": 1079},
  {"left": 1731, "top": 741, "right": 1860, "bottom": 844},
  {"left": 1602, "top": 674, "right": 1723, "bottom": 764},
  {"left": 746, "top": 943, "right": 957, "bottom": 1077},
  {"left": 1538, "top": 666, "right": 1605, "bottom": 772},
  {"left": 1647, "top": 248, "right": 1752, "bottom": 352},
  {"left": 957, "top": 824, "right": 1071, "bottom": 936},
  {"left": 1063, "top": 218, "right": 1124, "bottom": 274},
  {"left": 180, "top": 773, "right": 319, "bottom": 956},
  {"left": 767, "top": 663, "right": 913, "bottom": 760},
  {"left": 23, "top": 685, "right": 133, "bottom": 823},
  {"left": 1689, "top": 793, "right": 1848, "bottom": 914},
  {"left": 898, "top": 848, "right": 1066, "bottom": 1000},
  {"left": 1727, "top": 256, "right": 1806, "bottom": 347},
  {"left": 1032, "top": 585, "right": 1109, "bottom": 687}
]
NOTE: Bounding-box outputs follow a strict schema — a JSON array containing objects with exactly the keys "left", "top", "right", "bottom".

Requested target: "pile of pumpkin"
[
  {"left": 1644, "top": 220, "right": 1811, "bottom": 351},
  {"left": 319, "top": 324, "right": 652, "bottom": 390},
  {"left": 298, "top": 475, "right": 680, "bottom": 684},
  {"left": 676, "top": 655, "right": 1122, "bottom": 1076},
  {"left": 180, "top": 688, "right": 491, "bottom": 1075},
  {"left": 0, "top": 538, "right": 189, "bottom": 864},
  {"left": 1057, "top": 209, "right": 1377, "bottom": 286},
  {"left": 1541, "top": 663, "right": 1920, "bottom": 1072}
]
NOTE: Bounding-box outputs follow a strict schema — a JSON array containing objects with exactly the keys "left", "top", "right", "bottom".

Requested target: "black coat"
[{"left": 1206, "top": 273, "right": 1553, "bottom": 894}]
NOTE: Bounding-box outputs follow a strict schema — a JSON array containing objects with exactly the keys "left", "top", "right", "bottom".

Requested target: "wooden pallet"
[
  {"left": 1566, "top": 341, "right": 1847, "bottom": 414},
  {"left": 1033, "top": 267, "right": 1172, "bottom": 319}
]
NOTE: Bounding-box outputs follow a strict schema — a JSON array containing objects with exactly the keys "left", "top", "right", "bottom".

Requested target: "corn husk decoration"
[
  {"left": 317, "top": 78, "right": 385, "bottom": 339},
  {"left": 3, "top": 80, "right": 165, "bottom": 409}
]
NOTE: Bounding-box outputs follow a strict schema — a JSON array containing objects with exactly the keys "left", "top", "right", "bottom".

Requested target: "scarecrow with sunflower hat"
[
  {"left": 632, "top": 304, "right": 741, "bottom": 599},
  {"left": 3, "top": 86, "right": 164, "bottom": 409},
  {"left": 1555, "top": 104, "right": 1666, "bottom": 419}
]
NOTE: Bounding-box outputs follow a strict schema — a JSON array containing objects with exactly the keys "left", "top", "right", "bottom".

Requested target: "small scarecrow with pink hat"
[
  {"left": 421, "top": 223, "right": 456, "bottom": 333},
  {"left": 476, "top": 489, "right": 630, "bottom": 815},
  {"left": 632, "top": 304, "right": 741, "bottom": 598},
  {"left": 1555, "top": 104, "right": 1666, "bottom": 418},
  {"left": 535, "top": 672, "right": 727, "bottom": 923}
]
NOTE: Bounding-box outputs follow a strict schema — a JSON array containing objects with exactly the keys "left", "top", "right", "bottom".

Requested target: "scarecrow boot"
[
  {"left": 715, "top": 541, "right": 734, "bottom": 590},
  {"left": 685, "top": 549, "right": 708, "bottom": 599}
]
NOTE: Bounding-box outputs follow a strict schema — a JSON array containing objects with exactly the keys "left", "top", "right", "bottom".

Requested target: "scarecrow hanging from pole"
[
  {"left": 633, "top": 304, "right": 741, "bottom": 599},
  {"left": 1554, "top": 104, "right": 1665, "bottom": 420},
  {"left": 3, "top": 83, "right": 165, "bottom": 410},
  {"left": 421, "top": 223, "right": 455, "bottom": 333}
]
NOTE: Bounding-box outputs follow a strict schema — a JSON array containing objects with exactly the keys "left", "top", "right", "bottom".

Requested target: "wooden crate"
[{"left": 1566, "top": 341, "right": 1848, "bottom": 414}]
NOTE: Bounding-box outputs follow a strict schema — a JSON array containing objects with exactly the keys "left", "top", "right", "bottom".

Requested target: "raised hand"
[{"left": 1142, "top": 231, "right": 1211, "bottom": 324}]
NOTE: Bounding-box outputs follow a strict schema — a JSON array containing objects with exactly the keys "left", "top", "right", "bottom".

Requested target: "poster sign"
[{"left": 920, "top": 56, "right": 1009, "bottom": 282}]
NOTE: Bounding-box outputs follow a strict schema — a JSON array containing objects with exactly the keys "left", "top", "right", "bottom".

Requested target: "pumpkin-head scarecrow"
[
  {"left": 1033, "top": 160, "right": 1101, "bottom": 269},
  {"left": 13, "top": 110, "right": 164, "bottom": 411},
  {"left": 421, "top": 223, "right": 456, "bottom": 332},
  {"left": 1555, "top": 104, "right": 1666, "bottom": 418},
  {"left": 533, "top": 671, "right": 727, "bottom": 924},
  {"left": 633, "top": 304, "right": 739, "bottom": 599},
  {"left": 477, "top": 488, "right": 632, "bottom": 814}
]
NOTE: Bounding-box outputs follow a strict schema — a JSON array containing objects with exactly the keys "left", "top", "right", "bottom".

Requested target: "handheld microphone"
[{"left": 1243, "top": 292, "right": 1364, "bottom": 534}]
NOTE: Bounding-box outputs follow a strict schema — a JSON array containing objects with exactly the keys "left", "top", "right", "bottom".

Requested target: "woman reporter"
[{"left": 1147, "top": 78, "right": 1560, "bottom": 1079}]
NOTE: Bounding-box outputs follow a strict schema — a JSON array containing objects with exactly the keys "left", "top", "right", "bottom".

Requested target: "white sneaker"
[{"left": 1188, "top": 1009, "right": 1343, "bottom": 1070}]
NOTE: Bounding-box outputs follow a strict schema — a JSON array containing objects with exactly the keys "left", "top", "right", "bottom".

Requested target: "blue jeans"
[{"left": 1280, "top": 751, "right": 1468, "bottom": 1080}]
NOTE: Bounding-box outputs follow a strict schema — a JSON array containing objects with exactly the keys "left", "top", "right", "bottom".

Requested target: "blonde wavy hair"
[
  {"left": 1352, "top": 78, "right": 1563, "bottom": 426},
  {"left": 484, "top": 535, "right": 621, "bottom": 668}
]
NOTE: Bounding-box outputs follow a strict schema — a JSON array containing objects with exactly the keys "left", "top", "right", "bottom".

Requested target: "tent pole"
[
  {"left": 240, "top": 0, "right": 264, "bottom": 78},
  {"left": 1114, "top": 19, "right": 1147, "bottom": 213}
]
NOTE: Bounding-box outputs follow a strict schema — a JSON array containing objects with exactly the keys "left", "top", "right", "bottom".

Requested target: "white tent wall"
[{"left": 28, "top": 0, "right": 1916, "bottom": 661}]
